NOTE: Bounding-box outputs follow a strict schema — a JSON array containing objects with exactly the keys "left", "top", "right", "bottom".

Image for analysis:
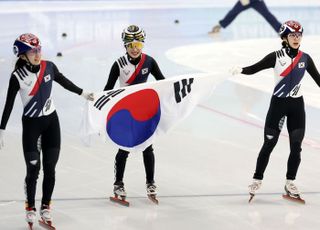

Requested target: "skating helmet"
[
  {"left": 279, "top": 20, "right": 303, "bottom": 39},
  {"left": 122, "top": 25, "right": 146, "bottom": 45},
  {"left": 13, "top": 33, "right": 41, "bottom": 57}
]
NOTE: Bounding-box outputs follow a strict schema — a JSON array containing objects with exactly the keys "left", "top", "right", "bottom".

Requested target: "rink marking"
[{"left": 1, "top": 192, "right": 320, "bottom": 203}]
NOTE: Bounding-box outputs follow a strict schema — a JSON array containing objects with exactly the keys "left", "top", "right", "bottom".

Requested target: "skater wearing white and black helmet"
[
  {"left": 104, "top": 25, "right": 164, "bottom": 205},
  {"left": 231, "top": 20, "right": 320, "bottom": 203},
  {"left": 0, "top": 33, "right": 94, "bottom": 228}
]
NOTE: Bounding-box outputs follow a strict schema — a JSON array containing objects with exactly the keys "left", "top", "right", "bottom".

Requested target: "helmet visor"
[
  {"left": 26, "top": 46, "right": 42, "bottom": 55},
  {"left": 126, "top": 42, "right": 144, "bottom": 49},
  {"left": 287, "top": 32, "right": 302, "bottom": 39}
]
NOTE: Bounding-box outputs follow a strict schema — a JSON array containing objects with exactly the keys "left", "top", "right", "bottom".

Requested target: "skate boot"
[
  {"left": 146, "top": 183, "right": 157, "bottom": 196},
  {"left": 209, "top": 24, "right": 221, "bottom": 34},
  {"left": 146, "top": 183, "right": 158, "bottom": 204},
  {"left": 110, "top": 182, "right": 129, "bottom": 206},
  {"left": 248, "top": 179, "right": 262, "bottom": 202},
  {"left": 114, "top": 184, "right": 127, "bottom": 198},
  {"left": 40, "top": 204, "right": 52, "bottom": 223},
  {"left": 25, "top": 206, "right": 36, "bottom": 229},
  {"left": 38, "top": 204, "right": 56, "bottom": 229},
  {"left": 283, "top": 180, "right": 305, "bottom": 204}
]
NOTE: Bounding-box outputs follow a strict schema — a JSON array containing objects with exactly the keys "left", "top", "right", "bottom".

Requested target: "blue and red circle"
[{"left": 106, "top": 89, "right": 161, "bottom": 147}]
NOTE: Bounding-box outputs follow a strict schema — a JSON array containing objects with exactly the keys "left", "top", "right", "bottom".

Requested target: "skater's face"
[
  {"left": 286, "top": 32, "right": 302, "bottom": 49},
  {"left": 126, "top": 42, "right": 143, "bottom": 59},
  {"left": 22, "top": 47, "right": 42, "bottom": 65}
]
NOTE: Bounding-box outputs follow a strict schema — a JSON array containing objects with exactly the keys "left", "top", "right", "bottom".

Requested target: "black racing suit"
[
  {"left": 104, "top": 53, "right": 165, "bottom": 186},
  {"left": 241, "top": 47, "right": 320, "bottom": 180}
]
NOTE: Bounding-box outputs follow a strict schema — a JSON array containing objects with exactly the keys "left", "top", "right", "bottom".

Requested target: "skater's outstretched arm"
[
  {"left": 241, "top": 52, "right": 276, "bottom": 75},
  {"left": 52, "top": 63, "right": 83, "bottom": 95}
]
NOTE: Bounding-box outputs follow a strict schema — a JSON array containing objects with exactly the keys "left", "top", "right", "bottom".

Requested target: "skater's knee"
[
  {"left": 289, "top": 129, "right": 304, "bottom": 154},
  {"left": 263, "top": 127, "right": 279, "bottom": 146},
  {"left": 289, "top": 129, "right": 304, "bottom": 144},
  {"left": 42, "top": 148, "right": 60, "bottom": 177},
  {"left": 25, "top": 151, "right": 41, "bottom": 173}
]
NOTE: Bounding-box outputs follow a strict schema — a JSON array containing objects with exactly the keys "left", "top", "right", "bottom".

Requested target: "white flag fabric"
[{"left": 82, "top": 73, "right": 217, "bottom": 151}]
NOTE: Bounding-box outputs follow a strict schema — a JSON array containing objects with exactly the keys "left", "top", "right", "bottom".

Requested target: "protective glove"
[
  {"left": 229, "top": 66, "right": 243, "bottom": 76},
  {"left": 81, "top": 91, "right": 95, "bottom": 101},
  {"left": 0, "top": 129, "right": 4, "bottom": 150}
]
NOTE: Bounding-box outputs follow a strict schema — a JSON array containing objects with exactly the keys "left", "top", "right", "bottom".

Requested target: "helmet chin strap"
[{"left": 24, "top": 54, "right": 40, "bottom": 72}]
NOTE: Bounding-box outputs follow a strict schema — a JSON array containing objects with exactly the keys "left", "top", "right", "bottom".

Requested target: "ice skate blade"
[
  {"left": 208, "top": 31, "right": 220, "bottom": 37},
  {"left": 39, "top": 219, "right": 56, "bottom": 230},
  {"left": 27, "top": 222, "right": 33, "bottom": 230},
  {"left": 282, "top": 194, "right": 305, "bottom": 204},
  {"left": 110, "top": 196, "right": 130, "bottom": 207},
  {"left": 148, "top": 195, "right": 159, "bottom": 205},
  {"left": 248, "top": 193, "right": 255, "bottom": 203}
]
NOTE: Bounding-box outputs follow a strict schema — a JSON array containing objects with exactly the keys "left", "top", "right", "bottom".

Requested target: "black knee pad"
[
  {"left": 25, "top": 151, "right": 40, "bottom": 168},
  {"left": 264, "top": 127, "right": 280, "bottom": 145},
  {"left": 25, "top": 151, "right": 41, "bottom": 180}
]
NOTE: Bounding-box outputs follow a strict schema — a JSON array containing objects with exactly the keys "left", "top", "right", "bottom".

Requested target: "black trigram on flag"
[
  {"left": 94, "top": 89, "right": 125, "bottom": 110},
  {"left": 174, "top": 78, "right": 194, "bottom": 103}
]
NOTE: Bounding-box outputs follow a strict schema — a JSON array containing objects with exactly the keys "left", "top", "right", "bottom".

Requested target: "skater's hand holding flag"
[{"left": 81, "top": 73, "right": 217, "bottom": 151}]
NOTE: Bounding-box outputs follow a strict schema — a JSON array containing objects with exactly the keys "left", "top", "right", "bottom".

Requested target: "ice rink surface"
[{"left": 1, "top": 1, "right": 320, "bottom": 229}]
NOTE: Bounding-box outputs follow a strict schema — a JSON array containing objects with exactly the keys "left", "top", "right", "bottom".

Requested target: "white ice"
[{"left": 1, "top": 1, "right": 320, "bottom": 230}]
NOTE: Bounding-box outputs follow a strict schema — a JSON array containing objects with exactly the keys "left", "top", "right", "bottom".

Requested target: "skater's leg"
[
  {"left": 143, "top": 145, "right": 155, "bottom": 184},
  {"left": 22, "top": 117, "right": 42, "bottom": 208},
  {"left": 41, "top": 113, "right": 61, "bottom": 206},
  {"left": 249, "top": 96, "right": 285, "bottom": 200},
  {"left": 286, "top": 98, "right": 305, "bottom": 180},
  {"left": 253, "top": 127, "right": 280, "bottom": 179},
  {"left": 219, "top": 1, "right": 250, "bottom": 28},
  {"left": 253, "top": 97, "right": 286, "bottom": 179},
  {"left": 251, "top": 0, "right": 282, "bottom": 32},
  {"left": 286, "top": 129, "right": 304, "bottom": 180},
  {"left": 114, "top": 149, "right": 129, "bottom": 184}
]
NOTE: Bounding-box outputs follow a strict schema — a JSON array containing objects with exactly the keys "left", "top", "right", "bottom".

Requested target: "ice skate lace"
[
  {"left": 286, "top": 183, "right": 299, "bottom": 194},
  {"left": 26, "top": 210, "right": 36, "bottom": 222},
  {"left": 147, "top": 185, "right": 156, "bottom": 192},
  {"left": 249, "top": 182, "right": 261, "bottom": 191},
  {"left": 40, "top": 209, "right": 52, "bottom": 221},
  {"left": 114, "top": 186, "right": 126, "bottom": 196},
  {"left": 116, "top": 187, "right": 125, "bottom": 192}
]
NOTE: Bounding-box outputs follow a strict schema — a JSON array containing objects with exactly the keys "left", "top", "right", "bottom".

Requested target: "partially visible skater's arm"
[
  {"left": 306, "top": 54, "right": 320, "bottom": 87},
  {"left": 150, "top": 57, "right": 165, "bottom": 80},
  {"left": 0, "top": 76, "right": 19, "bottom": 130},
  {"left": 104, "top": 62, "right": 120, "bottom": 91},
  {"left": 242, "top": 52, "right": 276, "bottom": 75}
]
